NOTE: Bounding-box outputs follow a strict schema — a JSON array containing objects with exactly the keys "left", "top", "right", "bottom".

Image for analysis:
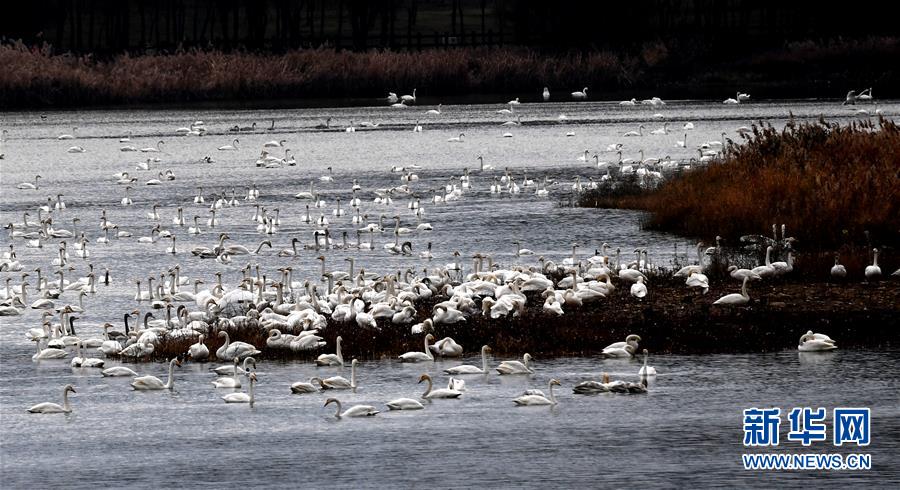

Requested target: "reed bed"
[
  {"left": 2, "top": 36, "right": 898, "bottom": 108},
  {"left": 0, "top": 41, "right": 628, "bottom": 108},
  {"left": 580, "top": 119, "right": 900, "bottom": 252}
]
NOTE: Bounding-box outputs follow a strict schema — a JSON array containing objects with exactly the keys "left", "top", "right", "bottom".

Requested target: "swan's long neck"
[
  {"left": 249, "top": 377, "right": 255, "bottom": 406},
  {"left": 548, "top": 381, "right": 557, "bottom": 404},
  {"left": 481, "top": 347, "right": 488, "bottom": 373},
  {"left": 350, "top": 362, "right": 357, "bottom": 390},
  {"left": 62, "top": 388, "right": 71, "bottom": 411},
  {"left": 333, "top": 399, "right": 342, "bottom": 418},
  {"left": 765, "top": 247, "right": 772, "bottom": 267},
  {"left": 422, "top": 377, "right": 433, "bottom": 397},
  {"left": 873, "top": 250, "right": 879, "bottom": 267},
  {"left": 336, "top": 338, "right": 343, "bottom": 364},
  {"left": 424, "top": 336, "right": 433, "bottom": 358},
  {"left": 165, "top": 360, "right": 176, "bottom": 389},
  {"left": 741, "top": 278, "right": 749, "bottom": 298}
]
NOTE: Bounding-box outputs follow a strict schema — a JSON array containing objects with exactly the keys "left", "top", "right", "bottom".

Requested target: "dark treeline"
[{"left": 1, "top": 0, "right": 895, "bottom": 54}]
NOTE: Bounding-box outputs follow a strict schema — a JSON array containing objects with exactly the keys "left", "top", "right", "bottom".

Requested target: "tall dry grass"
[
  {"left": 0, "top": 41, "right": 629, "bottom": 107},
  {"left": 2, "top": 36, "right": 897, "bottom": 108},
  {"left": 584, "top": 119, "right": 900, "bottom": 251}
]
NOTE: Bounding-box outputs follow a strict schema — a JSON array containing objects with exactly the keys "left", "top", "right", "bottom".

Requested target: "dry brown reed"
[{"left": 582, "top": 119, "right": 900, "bottom": 252}]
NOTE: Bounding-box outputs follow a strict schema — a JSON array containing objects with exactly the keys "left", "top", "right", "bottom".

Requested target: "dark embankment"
[
  {"left": 144, "top": 277, "right": 899, "bottom": 363},
  {"left": 579, "top": 119, "right": 900, "bottom": 252},
  {"left": 1, "top": 36, "right": 899, "bottom": 109}
]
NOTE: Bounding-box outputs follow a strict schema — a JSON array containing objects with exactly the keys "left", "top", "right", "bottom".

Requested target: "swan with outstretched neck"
[
  {"left": 444, "top": 345, "right": 491, "bottom": 374},
  {"left": 713, "top": 276, "right": 750, "bottom": 306},
  {"left": 222, "top": 373, "right": 257, "bottom": 405},
  {"left": 28, "top": 384, "right": 75, "bottom": 413},
  {"left": 131, "top": 358, "right": 181, "bottom": 390},
  {"left": 638, "top": 349, "right": 657, "bottom": 375},
  {"left": 320, "top": 359, "right": 358, "bottom": 391},
  {"left": 399, "top": 334, "right": 434, "bottom": 362},
  {"left": 316, "top": 336, "right": 343, "bottom": 366}
]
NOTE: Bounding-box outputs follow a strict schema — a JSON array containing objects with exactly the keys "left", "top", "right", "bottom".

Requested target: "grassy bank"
[
  {"left": 579, "top": 119, "right": 900, "bottom": 252},
  {"left": 1, "top": 36, "right": 898, "bottom": 108}
]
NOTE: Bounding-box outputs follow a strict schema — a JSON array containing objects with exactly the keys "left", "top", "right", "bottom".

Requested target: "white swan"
[
  {"left": 212, "top": 357, "right": 256, "bottom": 376},
  {"left": 216, "top": 331, "right": 261, "bottom": 361},
  {"left": 401, "top": 88, "right": 417, "bottom": 103},
  {"left": 140, "top": 140, "right": 164, "bottom": 152},
  {"left": 513, "top": 379, "right": 560, "bottom": 406},
  {"left": 386, "top": 397, "right": 425, "bottom": 410},
  {"left": 321, "top": 359, "right": 358, "bottom": 390},
  {"left": 71, "top": 341, "right": 104, "bottom": 368},
  {"left": 222, "top": 373, "right": 257, "bottom": 405},
  {"left": 218, "top": 139, "right": 239, "bottom": 151},
  {"left": 57, "top": 127, "right": 77, "bottom": 140},
  {"left": 102, "top": 366, "right": 138, "bottom": 377},
  {"left": 418, "top": 374, "right": 462, "bottom": 399},
  {"left": 399, "top": 334, "right": 434, "bottom": 362},
  {"left": 189, "top": 334, "right": 209, "bottom": 360},
  {"left": 430, "top": 336, "right": 463, "bottom": 357},
  {"left": 865, "top": 248, "right": 881, "bottom": 280},
  {"left": 426, "top": 104, "right": 442, "bottom": 115},
  {"left": 291, "top": 377, "right": 322, "bottom": 394},
  {"left": 28, "top": 384, "right": 75, "bottom": 413},
  {"left": 16, "top": 175, "right": 41, "bottom": 190},
  {"left": 315, "top": 335, "right": 343, "bottom": 366},
  {"left": 798, "top": 331, "right": 837, "bottom": 352},
  {"left": 750, "top": 246, "right": 776, "bottom": 278},
  {"left": 623, "top": 125, "right": 644, "bottom": 137},
  {"left": 32, "top": 340, "right": 67, "bottom": 360},
  {"left": 444, "top": 345, "right": 491, "bottom": 374},
  {"left": 542, "top": 87, "right": 550, "bottom": 101},
  {"left": 325, "top": 397, "right": 379, "bottom": 418},
  {"left": 447, "top": 133, "right": 465, "bottom": 143},
  {"left": 212, "top": 358, "right": 244, "bottom": 388},
  {"left": 830, "top": 254, "right": 847, "bottom": 278},
  {"left": 713, "top": 276, "right": 750, "bottom": 306},
  {"left": 496, "top": 353, "right": 534, "bottom": 375},
  {"left": 131, "top": 358, "right": 181, "bottom": 390},
  {"left": 630, "top": 276, "right": 648, "bottom": 299},
  {"left": 571, "top": 87, "right": 588, "bottom": 99},
  {"left": 638, "top": 349, "right": 657, "bottom": 375}
]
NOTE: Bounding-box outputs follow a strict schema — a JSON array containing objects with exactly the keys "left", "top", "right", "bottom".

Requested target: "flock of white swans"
[{"left": 3, "top": 89, "right": 894, "bottom": 418}]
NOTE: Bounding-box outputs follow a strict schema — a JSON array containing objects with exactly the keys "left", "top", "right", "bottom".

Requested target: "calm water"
[{"left": 2, "top": 99, "right": 898, "bottom": 487}]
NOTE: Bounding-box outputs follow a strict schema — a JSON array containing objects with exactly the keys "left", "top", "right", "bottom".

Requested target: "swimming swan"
[
  {"left": 28, "top": 384, "right": 75, "bottom": 413},
  {"left": 513, "top": 379, "right": 560, "bottom": 406},
  {"left": 798, "top": 331, "right": 837, "bottom": 352},
  {"left": 325, "top": 397, "right": 379, "bottom": 418},
  {"left": 399, "top": 334, "right": 434, "bottom": 362},
  {"left": 496, "top": 353, "right": 534, "bottom": 375},
  {"left": 418, "top": 373, "right": 462, "bottom": 399},
  {"left": 131, "top": 358, "right": 181, "bottom": 390},
  {"left": 444, "top": 345, "right": 491, "bottom": 374}
]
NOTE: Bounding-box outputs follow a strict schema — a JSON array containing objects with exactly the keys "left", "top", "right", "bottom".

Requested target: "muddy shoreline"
[{"left": 139, "top": 278, "right": 900, "bottom": 363}]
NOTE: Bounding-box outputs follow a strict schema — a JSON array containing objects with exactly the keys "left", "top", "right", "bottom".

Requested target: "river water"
[{"left": 1, "top": 99, "right": 898, "bottom": 487}]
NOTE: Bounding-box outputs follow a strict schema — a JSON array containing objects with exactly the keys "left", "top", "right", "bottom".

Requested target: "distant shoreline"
[{"left": 2, "top": 37, "right": 897, "bottom": 110}]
